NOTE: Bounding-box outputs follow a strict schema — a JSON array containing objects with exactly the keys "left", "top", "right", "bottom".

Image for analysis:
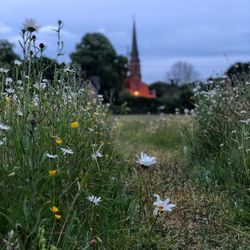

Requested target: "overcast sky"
[{"left": 0, "top": 0, "right": 249, "bottom": 83}]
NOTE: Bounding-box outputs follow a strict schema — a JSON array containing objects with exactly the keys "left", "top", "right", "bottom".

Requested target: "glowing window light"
[{"left": 134, "top": 90, "right": 139, "bottom": 96}]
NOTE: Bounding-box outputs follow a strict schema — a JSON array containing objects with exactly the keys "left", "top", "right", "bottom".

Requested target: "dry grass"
[{"left": 114, "top": 114, "right": 250, "bottom": 249}]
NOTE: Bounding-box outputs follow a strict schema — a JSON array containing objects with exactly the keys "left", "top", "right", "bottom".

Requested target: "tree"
[
  {"left": 70, "top": 33, "right": 128, "bottom": 100},
  {"left": 150, "top": 81, "right": 178, "bottom": 97},
  {"left": 226, "top": 62, "right": 250, "bottom": 86},
  {"left": 38, "top": 56, "right": 65, "bottom": 81},
  {"left": 227, "top": 62, "right": 250, "bottom": 76},
  {"left": 149, "top": 81, "right": 195, "bottom": 113},
  {"left": 0, "top": 40, "right": 20, "bottom": 66},
  {"left": 167, "top": 61, "right": 199, "bottom": 85}
]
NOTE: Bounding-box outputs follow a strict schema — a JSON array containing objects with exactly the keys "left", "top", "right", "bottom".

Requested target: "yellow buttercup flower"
[
  {"left": 54, "top": 214, "right": 61, "bottom": 220},
  {"left": 50, "top": 206, "right": 59, "bottom": 213},
  {"left": 49, "top": 169, "right": 57, "bottom": 176},
  {"left": 70, "top": 121, "right": 79, "bottom": 129},
  {"left": 55, "top": 137, "right": 63, "bottom": 145}
]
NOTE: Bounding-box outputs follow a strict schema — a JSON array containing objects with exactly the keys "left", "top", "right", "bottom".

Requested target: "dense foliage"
[
  {"left": 188, "top": 76, "right": 250, "bottom": 231},
  {"left": 0, "top": 61, "right": 140, "bottom": 248},
  {"left": 0, "top": 24, "right": 140, "bottom": 249},
  {"left": 150, "top": 82, "right": 195, "bottom": 113},
  {"left": 0, "top": 40, "right": 20, "bottom": 67},
  {"left": 70, "top": 33, "right": 128, "bottom": 101}
]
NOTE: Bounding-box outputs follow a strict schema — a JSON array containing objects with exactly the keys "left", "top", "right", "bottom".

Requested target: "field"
[
  {"left": 114, "top": 114, "right": 250, "bottom": 249},
  {"left": 0, "top": 21, "right": 249, "bottom": 249}
]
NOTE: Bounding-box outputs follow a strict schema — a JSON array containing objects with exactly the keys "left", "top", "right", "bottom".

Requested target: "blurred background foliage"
[{"left": 0, "top": 36, "right": 249, "bottom": 114}]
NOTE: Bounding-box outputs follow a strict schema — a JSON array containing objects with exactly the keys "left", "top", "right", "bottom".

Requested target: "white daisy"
[
  {"left": 17, "top": 80, "right": 23, "bottom": 85},
  {"left": 14, "top": 60, "right": 22, "bottom": 65},
  {"left": 153, "top": 194, "right": 176, "bottom": 216},
  {"left": 137, "top": 152, "right": 156, "bottom": 167},
  {"left": 0, "top": 68, "right": 9, "bottom": 73},
  {"left": 87, "top": 195, "right": 101, "bottom": 205},
  {"left": 64, "top": 66, "right": 75, "bottom": 74},
  {"left": 17, "top": 111, "right": 23, "bottom": 117},
  {"left": 60, "top": 147, "right": 73, "bottom": 155},
  {"left": 5, "top": 77, "right": 13, "bottom": 85},
  {"left": 46, "top": 153, "right": 58, "bottom": 159},
  {"left": 34, "top": 81, "right": 47, "bottom": 90},
  {"left": 92, "top": 151, "right": 103, "bottom": 159},
  {"left": 22, "top": 18, "right": 40, "bottom": 32},
  {"left": 33, "top": 95, "right": 40, "bottom": 107},
  {"left": 6, "top": 88, "right": 15, "bottom": 94},
  {"left": 0, "top": 124, "right": 10, "bottom": 131},
  {"left": 239, "top": 119, "right": 250, "bottom": 125}
]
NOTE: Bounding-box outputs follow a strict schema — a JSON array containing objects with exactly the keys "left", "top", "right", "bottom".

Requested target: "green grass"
[
  {"left": 0, "top": 21, "right": 249, "bottom": 249},
  {"left": 114, "top": 114, "right": 250, "bottom": 249}
]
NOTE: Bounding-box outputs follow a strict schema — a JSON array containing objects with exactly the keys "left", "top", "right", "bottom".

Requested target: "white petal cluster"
[
  {"left": 153, "top": 194, "right": 176, "bottom": 216},
  {"left": 0, "top": 68, "right": 9, "bottom": 73},
  {"left": 64, "top": 66, "right": 75, "bottom": 74},
  {"left": 87, "top": 195, "right": 101, "bottom": 205},
  {"left": 22, "top": 18, "right": 40, "bottom": 32},
  {"left": 92, "top": 151, "right": 103, "bottom": 159},
  {"left": 46, "top": 153, "right": 58, "bottom": 159},
  {"left": 14, "top": 60, "right": 22, "bottom": 65},
  {"left": 34, "top": 80, "right": 47, "bottom": 90},
  {"left": 33, "top": 95, "right": 40, "bottom": 107},
  {"left": 0, "top": 138, "right": 6, "bottom": 145},
  {"left": 137, "top": 152, "right": 156, "bottom": 167},
  {"left": 0, "top": 123, "right": 10, "bottom": 131},
  {"left": 5, "top": 77, "right": 13, "bottom": 85},
  {"left": 239, "top": 119, "right": 250, "bottom": 125},
  {"left": 60, "top": 147, "right": 73, "bottom": 155}
]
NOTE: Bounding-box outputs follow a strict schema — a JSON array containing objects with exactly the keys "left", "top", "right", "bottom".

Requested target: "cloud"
[
  {"left": 40, "top": 25, "right": 57, "bottom": 34},
  {"left": 0, "top": 22, "right": 11, "bottom": 33},
  {"left": 141, "top": 54, "right": 250, "bottom": 83},
  {"left": 40, "top": 25, "right": 77, "bottom": 40},
  {"left": 0, "top": 0, "right": 249, "bottom": 83}
]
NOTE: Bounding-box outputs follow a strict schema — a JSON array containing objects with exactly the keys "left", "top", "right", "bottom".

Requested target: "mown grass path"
[{"left": 114, "top": 115, "right": 249, "bottom": 249}]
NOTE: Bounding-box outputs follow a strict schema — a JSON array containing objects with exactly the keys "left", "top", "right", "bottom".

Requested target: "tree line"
[{"left": 0, "top": 34, "right": 249, "bottom": 114}]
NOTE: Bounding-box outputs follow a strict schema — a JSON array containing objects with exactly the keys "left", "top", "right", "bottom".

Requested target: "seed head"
[{"left": 39, "top": 43, "right": 45, "bottom": 49}]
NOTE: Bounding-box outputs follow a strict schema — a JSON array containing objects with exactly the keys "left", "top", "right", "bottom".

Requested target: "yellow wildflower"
[
  {"left": 55, "top": 137, "right": 62, "bottom": 145},
  {"left": 5, "top": 96, "right": 12, "bottom": 105},
  {"left": 49, "top": 169, "right": 57, "bottom": 176},
  {"left": 70, "top": 121, "right": 79, "bottom": 129},
  {"left": 54, "top": 214, "right": 61, "bottom": 220},
  {"left": 50, "top": 206, "right": 59, "bottom": 213}
]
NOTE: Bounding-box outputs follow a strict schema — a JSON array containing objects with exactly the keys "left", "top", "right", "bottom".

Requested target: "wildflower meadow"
[
  {"left": 0, "top": 20, "right": 139, "bottom": 249},
  {"left": 0, "top": 19, "right": 249, "bottom": 249}
]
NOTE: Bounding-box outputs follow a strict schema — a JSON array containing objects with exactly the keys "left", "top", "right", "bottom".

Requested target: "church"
[{"left": 125, "top": 21, "right": 156, "bottom": 98}]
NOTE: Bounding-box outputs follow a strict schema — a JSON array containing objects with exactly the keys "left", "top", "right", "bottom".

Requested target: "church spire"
[
  {"left": 131, "top": 20, "right": 139, "bottom": 60},
  {"left": 129, "top": 20, "right": 141, "bottom": 79}
]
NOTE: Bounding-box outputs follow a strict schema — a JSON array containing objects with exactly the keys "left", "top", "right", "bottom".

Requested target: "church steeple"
[
  {"left": 125, "top": 20, "right": 156, "bottom": 98},
  {"left": 129, "top": 20, "right": 141, "bottom": 79}
]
